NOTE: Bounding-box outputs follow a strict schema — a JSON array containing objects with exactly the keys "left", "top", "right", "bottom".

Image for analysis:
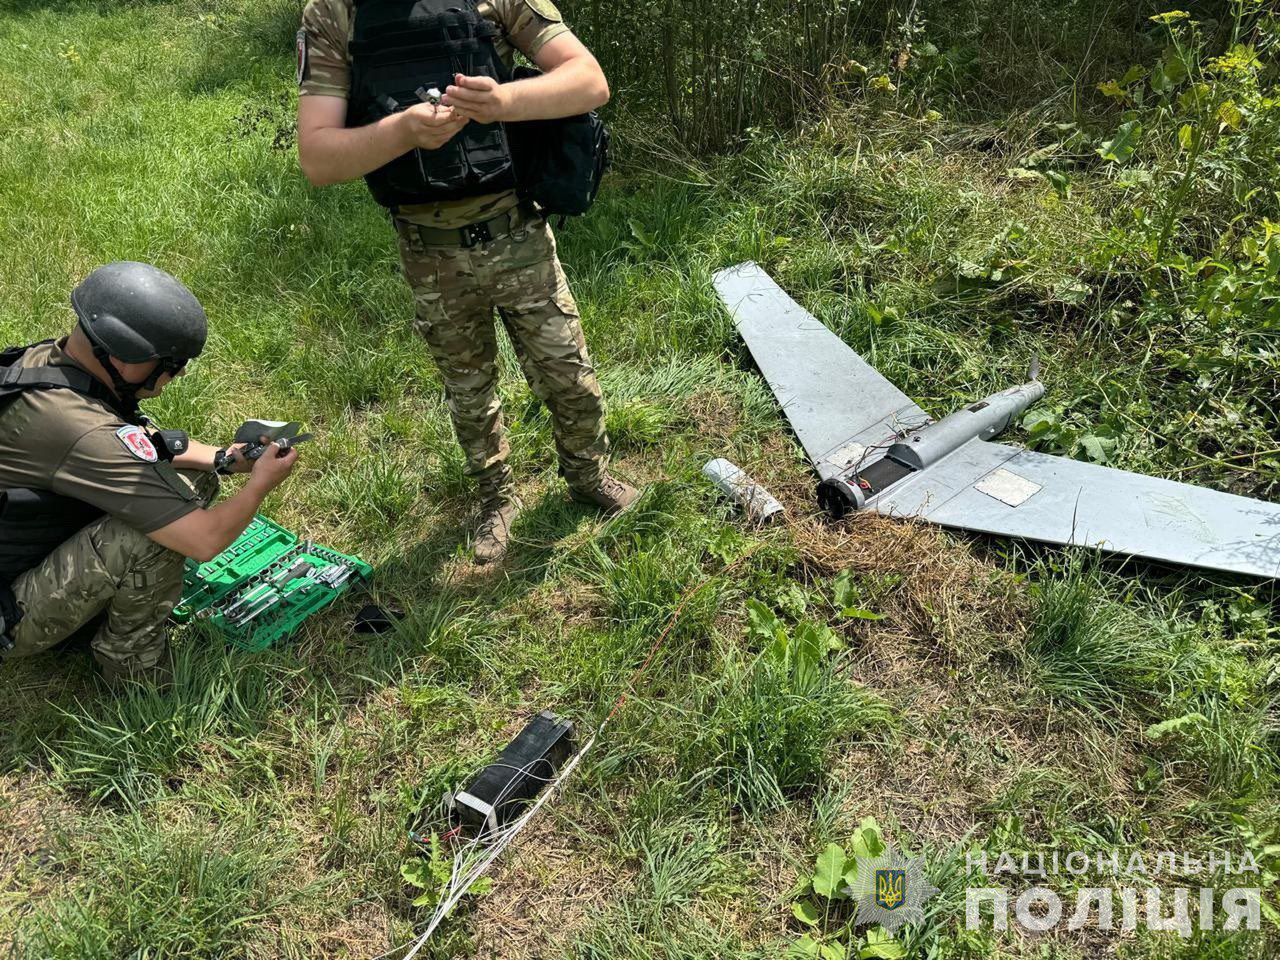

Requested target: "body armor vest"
[
  {"left": 348, "top": 0, "right": 516, "bottom": 208},
  {"left": 0, "top": 342, "right": 118, "bottom": 586}
]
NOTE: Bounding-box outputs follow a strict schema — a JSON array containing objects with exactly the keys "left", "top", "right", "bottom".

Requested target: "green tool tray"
[{"left": 172, "top": 515, "right": 372, "bottom": 651}]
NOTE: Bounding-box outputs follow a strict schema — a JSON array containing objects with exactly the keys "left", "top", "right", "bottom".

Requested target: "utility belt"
[{"left": 395, "top": 201, "right": 544, "bottom": 249}]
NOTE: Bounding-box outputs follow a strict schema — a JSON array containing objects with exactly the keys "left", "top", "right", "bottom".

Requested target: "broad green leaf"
[
  {"left": 1115, "top": 168, "right": 1153, "bottom": 188},
  {"left": 1119, "top": 64, "right": 1147, "bottom": 86},
  {"left": 1079, "top": 434, "right": 1117, "bottom": 463},
  {"left": 401, "top": 859, "right": 431, "bottom": 889},
  {"left": 860, "top": 928, "right": 906, "bottom": 959},
  {"left": 792, "top": 934, "right": 822, "bottom": 958},
  {"left": 1051, "top": 277, "right": 1090, "bottom": 305},
  {"left": 1218, "top": 100, "right": 1243, "bottom": 131},
  {"left": 1162, "top": 51, "right": 1189, "bottom": 85},
  {"left": 1097, "top": 121, "right": 1142, "bottom": 164},
  {"left": 832, "top": 570, "right": 857, "bottom": 609},
  {"left": 1043, "top": 169, "right": 1071, "bottom": 199},
  {"left": 792, "top": 899, "right": 822, "bottom": 926},
  {"left": 842, "top": 860, "right": 859, "bottom": 889},
  {"left": 1179, "top": 82, "right": 1211, "bottom": 111},
  {"left": 820, "top": 943, "right": 849, "bottom": 960},
  {"left": 746, "top": 598, "right": 783, "bottom": 642},
  {"left": 791, "top": 622, "right": 829, "bottom": 691},
  {"left": 850, "top": 817, "right": 886, "bottom": 860},
  {"left": 1097, "top": 79, "right": 1126, "bottom": 99},
  {"left": 1178, "top": 123, "right": 1196, "bottom": 151},
  {"left": 813, "top": 843, "right": 848, "bottom": 899},
  {"left": 1146, "top": 713, "right": 1206, "bottom": 739},
  {"left": 1022, "top": 409, "right": 1058, "bottom": 434}
]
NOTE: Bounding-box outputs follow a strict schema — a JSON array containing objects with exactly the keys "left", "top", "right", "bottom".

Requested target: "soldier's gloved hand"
[
  {"left": 441, "top": 73, "right": 511, "bottom": 125},
  {"left": 399, "top": 103, "right": 470, "bottom": 151},
  {"left": 245, "top": 441, "right": 298, "bottom": 493}
]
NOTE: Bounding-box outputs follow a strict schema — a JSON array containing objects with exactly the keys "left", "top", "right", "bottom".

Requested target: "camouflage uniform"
[
  {"left": 299, "top": 0, "right": 609, "bottom": 505},
  {"left": 6, "top": 470, "right": 216, "bottom": 681},
  {"left": 0, "top": 340, "right": 216, "bottom": 679}
]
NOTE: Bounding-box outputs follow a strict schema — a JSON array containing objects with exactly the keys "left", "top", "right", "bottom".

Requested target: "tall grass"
[{"left": 18, "top": 813, "right": 324, "bottom": 958}]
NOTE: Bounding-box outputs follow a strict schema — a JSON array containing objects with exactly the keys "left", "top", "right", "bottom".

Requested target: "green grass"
[{"left": 0, "top": 1, "right": 1277, "bottom": 958}]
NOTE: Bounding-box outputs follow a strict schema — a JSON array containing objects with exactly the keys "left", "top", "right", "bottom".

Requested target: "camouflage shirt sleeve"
[
  {"left": 483, "top": 0, "right": 571, "bottom": 60},
  {"left": 298, "top": 0, "right": 352, "bottom": 98}
]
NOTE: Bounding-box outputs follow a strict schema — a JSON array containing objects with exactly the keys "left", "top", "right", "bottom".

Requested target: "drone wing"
[
  {"left": 715, "top": 260, "right": 1280, "bottom": 579},
  {"left": 712, "top": 262, "right": 928, "bottom": 481},
  {"left": 870, "top": 439, "right": 1280, "bottom": 578}
]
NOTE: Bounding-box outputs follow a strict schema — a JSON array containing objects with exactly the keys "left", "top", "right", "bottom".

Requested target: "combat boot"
[
  {"left": 569, "top": 475, "right": 640, "bottom": 514},
  {"left": 473, "top": 500, "right": 521, "bottom": 565}
]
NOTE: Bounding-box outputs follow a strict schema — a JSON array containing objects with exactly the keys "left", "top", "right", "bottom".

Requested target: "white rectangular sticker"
[
  {"left": 975, "top": 468, "right": 1042, "bottom": 507},
  {"left": 825, "top": 441, "right": 867, "bottom": 470}
]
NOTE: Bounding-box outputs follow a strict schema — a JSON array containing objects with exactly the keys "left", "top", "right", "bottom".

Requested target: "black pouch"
[
  {"left": 506, "top": 66, "right": 610, "bottom": 217},
  {"left": 0, "top": 488, "right": 103, "bottom": 585}
]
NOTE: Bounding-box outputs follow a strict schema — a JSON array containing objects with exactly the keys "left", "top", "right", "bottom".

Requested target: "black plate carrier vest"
[
  {"left": 348, "top": 0, "right": 516, "bottom": 209},
  {"left": 0, "top": 342, "right": 124, "bottom": 588}
]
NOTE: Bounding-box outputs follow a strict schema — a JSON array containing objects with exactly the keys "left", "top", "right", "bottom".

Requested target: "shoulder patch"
[
  {"left": 116, "top": 424, "right": 158, "bottom": 463},
  {"left": 296, "top": 28, "right": 310, "bottom": 85},
  {"left": 521, "top": 0, "right": 563, "bottom": 23}
]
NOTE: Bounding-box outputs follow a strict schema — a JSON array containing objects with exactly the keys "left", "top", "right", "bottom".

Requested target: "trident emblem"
[{"left": 875, "top": 868, "right": 906, "bottom": 910}]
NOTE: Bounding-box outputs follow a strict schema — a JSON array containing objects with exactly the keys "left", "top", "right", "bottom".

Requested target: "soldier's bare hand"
[
  {"left": 441, "top": 74, "right": 510, "bottom": 125},
  {"left": 247, "top": 442, "right": 298, "bottom": 492},
  {"left": 399, "top": 102, "right": 469, "bottom": 150},
  {"left": 221, "top": 440, "right": 260, "bottom": 475}
]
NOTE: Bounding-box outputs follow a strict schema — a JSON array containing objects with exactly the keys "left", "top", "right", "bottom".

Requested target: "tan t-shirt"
[
  {"left": 299, "top": 0, "right": 570, "bottom": 228},
  {"left": 0, "top": 340, "right": 202, "bottom": 534}
]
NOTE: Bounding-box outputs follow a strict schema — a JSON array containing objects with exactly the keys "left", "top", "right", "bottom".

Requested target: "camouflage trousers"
[
  {"left": 395, "top": 208, "right": 609, "bottom": 505},
  {"left": 4, "top": 471, "right": 216, "bottom": 681}
]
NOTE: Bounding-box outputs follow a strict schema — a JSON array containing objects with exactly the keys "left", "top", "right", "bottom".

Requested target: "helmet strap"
[
  {"left": 139, "top": 359, "right": 176, "bottom": 392},
  {"left": 90, "top": 343, "right": 142, "bottom": 418}
]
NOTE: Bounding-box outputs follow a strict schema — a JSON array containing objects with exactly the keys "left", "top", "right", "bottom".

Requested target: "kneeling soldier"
[
  {"left": 297, "top": 0, "right": 637, "bottom": 563},
  {"left": 0, "top": 262, "right": 298, "bottom": 684}
]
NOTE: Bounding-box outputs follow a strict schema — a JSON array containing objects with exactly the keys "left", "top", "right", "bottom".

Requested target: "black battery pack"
[{"left": 448, "top": 711, "right": 576, "bottom": 835}]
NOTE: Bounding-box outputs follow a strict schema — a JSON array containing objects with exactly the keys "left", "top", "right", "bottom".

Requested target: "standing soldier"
[
  {"left": 296, "top": 0, "right": 637, "bottom": 564},
  {"left": 0, "top": 263, "right": 299, "bottom": 684}
]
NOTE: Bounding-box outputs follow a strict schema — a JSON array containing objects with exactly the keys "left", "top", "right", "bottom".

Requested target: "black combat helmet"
[{"left": 71, "top": 262, "right": 207, "bottom": 393}]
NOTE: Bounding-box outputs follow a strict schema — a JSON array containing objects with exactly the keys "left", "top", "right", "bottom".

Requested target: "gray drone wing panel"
[
  {"left": 712, "top": 262, "right": 927, "bottom": 480},
  {"left": 872, "top": 440, "right": 1280, "bottom": 578}
]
